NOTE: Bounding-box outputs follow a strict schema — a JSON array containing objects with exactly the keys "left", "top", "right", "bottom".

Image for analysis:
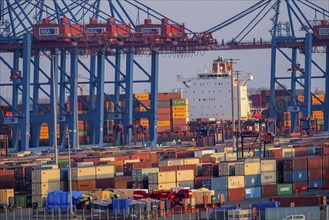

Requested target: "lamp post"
[
  {"left": 67, "top": 129, "right": 73, "bottom": 218},
  {"left": 235, "top": 71, "right": 243, "bottom": 132},
  {"left": 225, "top": 58, "right": 239, "bottom": 151}
]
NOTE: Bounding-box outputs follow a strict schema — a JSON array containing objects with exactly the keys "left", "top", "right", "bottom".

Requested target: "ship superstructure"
[{"left": 178, "top": 57, "right": 252, "bottom": 121}]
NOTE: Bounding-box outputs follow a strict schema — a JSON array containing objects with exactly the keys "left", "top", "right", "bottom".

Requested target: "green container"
[
  {"left": 132, "top": 167, "right": 159, "bottom": 181},
  {"left": 171, "top": 99, "right": 186, "bottom": 106},
  {"left": 15, "top": 195, "right": 32, "bottom": 208},
  {"left": 58, "top": 159, "right": 69, "bottom": 165},
  {"left": 211, "top": 195, "right": 217, "bottom": 205},
  {"left": 277, "top": 183, "right": 292, "bottom": 195},
  {"left": 318, "top": 119, "right": 324, "bottom": 126},
  {"left": 265, "top": 145, "right": 275, "bottom": 149}
]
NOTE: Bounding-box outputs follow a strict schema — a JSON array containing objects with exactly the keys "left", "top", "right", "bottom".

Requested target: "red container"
[
  {"left": 201, "top": 163, "right": 214, "bottom": 177},
  {"left": 175, "top": 151, "right": 190, "bottom": 159},
  {"left": 72, "top": 179, "right": 96, "bottom": 191},
  {"left": 199, "top": 157, "right": 216, "bottom": 163},
  {"left": 108, "top": 161, "right": 124, "bottom": 172},
  {"left": 292, "top": 181, "right": 307, "bottom": 192},
  {"left": 308, "top": 168, "right": 323, "bottom": 180},
  {"left": 115, "top": 176, "right": 132, "bottom": 182},
  {"left": 177, "top": 164, "right": 196, "bottom": 176},
  {"left": 294, "top": 147, "right": 308, "bottom": 157},
  {"left": 158, "top": 126, "right": 171, "bottom": 133},
  {"left": 323, "top": 155, "right": 329, "bottom": 167},
  {"left": 268, "top": 149, "right": 282, "bottom": 158},
  {"left": 0, "top": 169, "right": 15, "bottom": 189},
  {"left": 158, "top": 107, "right": 171, "bottom": 114},
  {"left": 157, "top": 93, "right": 171, "bottom": 101},
  {"left": 194, "top": 176, "right": 211, "bottom": 189},
  {"left": 158, "top": 114, "right": 171, "bottom": 121},
  {"left": 115, "top": 155, "right": 131, "bottom": 161},
  {"left": 227, "top": 188, "right": 244, "bottom": 202},
  {"left": 168, "top": 92, "right": 181, "bottom": 99},
  {"left": 261, "top": 184, "right": 277, "bottom": 197},
  {"left": 151, "top": 154, "right": 160, "bottom": 163},
  {"left": 115, "top": 181, "right": 132, "bottom": 189},
  {"left": 172, "top": 125, "right": 188, "bottom": 132},
  {"left": 124, "top": 162, "right": 151, "bottom": 175},
  {"left": 283, "top": 158, "right": 307, "bottom": 171},
  {"left": 308, "top": 156, "right": 323, "bottom": 169},
  {"left": 131, "top": 153, "right": 151, "bottom": 161},
  {"left": 172, "top": 119, "right": 187, "bottom": 125},
  {"left": 159, "top": 166, "right": 178, "bottom": 172},
  {"left": 96, "top": 178, "right": 115, "bottom": 189}
]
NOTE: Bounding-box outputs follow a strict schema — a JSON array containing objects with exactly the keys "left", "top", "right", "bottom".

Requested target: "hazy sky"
[{"left": 129, "top": 0, "right": 328, "bottom": 93}]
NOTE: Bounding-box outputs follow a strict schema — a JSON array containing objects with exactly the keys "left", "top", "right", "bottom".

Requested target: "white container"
[
  {"left": 183, "top": 158, "right": 200, "bottom": 165},
  {"left": 234, "top": 162, "right": 245, "bottom": 176},
  {"left": 282, "top": 148, "right": 295, "bottom": 158},
  {"left": 95, "top": 165, "right": 115, "bottom": 179},
  {"left": 244, "top": 161, "right": 261, "bottom": 175},
  {"left": 219, "top": 162, "right": 236, "bottom": 176},
  {"left": 194, "top": 150, "right": 215, "bottom": 158},
  {"left": 0, "top": 189, "right": 14, "bottom": 205},
  {"left": 32, "top": 169, "right": 60, "bottom": 183},
  {"left": 211, "top": 153, "right": 226, "bottom": 163},
  {"left": 227, "top": 176, "right": 245, "bottom": 189},
  {"left": 261, "top": 172, "right": 277, "bottom": 185},
  {"left": 72, "top": 167, "right": 96, "bottom": 181},
  {"left": 260, "top": 159, "right": 277, "bottom": 172},
  {"left": 159, "top": 159, "right": 183, "bottom": 167},
  {"left": 176, "top": 170, "right": 194, "bottom": 182},
  {"left": 99, "top": 157, "right": 115, "bottom": 162},
  {"left": 123, "top": 159, "right": 140, "bottom": 165},
  {"left": 148, "top": 182, "right": 177, "bottom": 191},
  {"left": 148, "top": 171, "right": 176, "bottom": 184},
  {"left": 225, "top": 153, "right": 236, "bottom": 161},
  {"left": 76, "top": 162, "right": 94, "bottom": 167},
  {"left": 176, "top": 181, "right": 194, "bottom": 188},
  {"left": 32, "top": 181, "right": 61, "bottom": 195}
]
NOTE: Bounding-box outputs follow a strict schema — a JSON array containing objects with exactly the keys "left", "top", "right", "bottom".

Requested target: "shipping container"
[
  {"left": 149, "top": 182, "right": 176, "bottom": 191},
  {"left": 308, "top": 179, "right": 323, "bottom": 188},
  {"left": 183, "top": 158, "right": 199, "bottom": 165},
  {"left": 245, "top": 174, "right": 261, "bottom": 188},
  {"left": 202, "top": 177, "right": 228, "bottom": 190},
  {"left": 132, "top": 168, "right": 160, "bottom": 182},
  {"left": 261, "top": 172, "right": 277, "bottom": 185},
  {"left": 308, "top": 168, "right": 323, "bottom": 180},
  {"left": 32, "top": 182, "right": 60, "bottom": 195},
  {"left": 0, "top": 189, "right": 14, "bottom": 205},
  {"left": 176, "top": 181, "right": 194, "bottom": 189},
  {"left": 148, "top": 171, "right": 176, "bottom": 184},
  {"left": 307, "top": 156, "right": 323, "bottom": 169},
  {"left": 277, "top": 183, "right": 292, "bottom": 195},
  {"left": 32, "top": 169, "right": 60, "bottom": 183},
  {"left": 95, "top": 165, "right": 116, "bottom": 179},
  {"left": 96, "top": 178, "right": 115, "bottom": 189},
  {"left": 171, "top": 99, "right": 187, "bottom": 106},
  {"left": 72, "top": 179, "right": 96, "bottom": 191},
  {"left": 268, "top": 148, "right": 282, "bottom": 158},
  {"left": 219, "top": 162, "right": 236, "bottom": 176},
  {"left": 244, "top": 187, "right": 261, "bottom": 199},
  {"left": 283, "top": 158, "right": 307, "bottom": 171},
  {"left": 227, "top": 176, "right": 245, "bottom": 189},
  {"left": 261, "top": 184, "right": 277, "bottom": 197},
  {"left": 260, "top": 159, "right": 277, "bottom": 172},
  {"left": 175, "top": 170, "right": 194, "bottom": 182},
  {"left": 159, "top": 159, "right": 183, "bottom": 167},
  {"left": 227, "top": 188, "right": 244, "bottom": 202},
  {"left": 71, "top": 167, "right": 96, "bottom": 181}
]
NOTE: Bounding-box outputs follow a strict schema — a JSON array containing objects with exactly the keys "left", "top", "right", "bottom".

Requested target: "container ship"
[{"left": 178, "top": 56, "right": 253, "bottom": 121}]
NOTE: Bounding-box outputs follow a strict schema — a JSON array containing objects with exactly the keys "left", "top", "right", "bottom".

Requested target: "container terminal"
[{"left": 0, "top": 1, "right": 329, "bottom": 220}]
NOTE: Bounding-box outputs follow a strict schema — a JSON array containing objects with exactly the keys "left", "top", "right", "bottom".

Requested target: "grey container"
[{"left": 132, "top": 168, "right": 160, "bottom": 181}]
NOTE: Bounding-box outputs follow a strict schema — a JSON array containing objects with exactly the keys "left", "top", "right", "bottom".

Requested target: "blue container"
[
  {"left": 113, "top": 198, "right": 133, "bottom": 216},
  {"left": 201, "top": 178, "right": 212, "bottom": 189},
  {"left": 308, "top": 179, "right": 323, "bottom": 188},
  {"left": 210, "top": 177, "right": 228, "bottom": 190},
  {"left": 245, "top": 175, "right": 261, "bottom": 187},
  {"left": 215, "top": 190, "right": 228, "bottom": 203},
  {"left": 250, "top": 201, "right": 280, "bottom": 211},
  {"left": 308, "top": 146, "right": 320, "bottom": 155},
  {"left": 284, "top": 170, "right": 307, "bottom": 183},
  {"left": 245, "top": 187, "right": 261, "bottom": 199}
]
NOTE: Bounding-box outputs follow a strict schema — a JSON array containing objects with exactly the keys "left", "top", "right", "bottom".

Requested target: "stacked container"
[
  {"left": 158, "top": 94, "right": 171, "bottom": 133},
  {"left": 132, "top": 167, "right": 159, "bottom": 189},
  {"left": 241, "top": 160, "right": 262, "bottom": 199},
  {"left": 176, "top": 170, "right": 194, "bottom": 188},
  {"left": 72, "top": 166, "right": 96, "bottom": 191},
  {"left": 307, "top": 157, "right": 323, "bottom": 188},
  {"left": 148, "top": 171, "right": 176, "bottom": 191},
  {"left": 95, "top": 165, "right": 116, "bottom": 189},
  {"left": 171, "top": 98, "right": 188, "bottom": 132},
  {"left": 283, "top": 157, "right": 307, "bottom": 193},
  {"left": 0, "top": 189, "right": 14, "bottom": 205},
  {"left": 32, "top": 168, "right": 60, "bottom": 208}
]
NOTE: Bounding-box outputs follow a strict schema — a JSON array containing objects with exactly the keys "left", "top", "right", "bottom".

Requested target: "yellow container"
[
  {"left": 227, "top": 176, "right": 245, "bottom": 189},
  {"left": 172, "top": 112, "right": 187, "bottom": 119},
  {"left": 32, "top": 169, "right": 60, "bottom": 183},
  {"left": 282, "top": 148, "right": 295, "bottom": 158},
  {"left": 260, "top": 159, "right": 277, "bottom": 172},
  {"left": 176, "top": 170, "right": 194, "bottom": 182},
  {"left": 95, "top": 165, "right": 116, "bottom": 179},
  {"left": 148, "top": 171, "right": 176, "bottom": 184},
  {"left": 183, "top": 158, "right": 200, "bottom": 165},
  {"left": 158, "top": 120, "right": 171, "bottom": 127},
  {"left": 32, "top": 182, "right": 61, "bottom": 195},
  {"left": 140, "top": 118, "right": 149, "bottom": 126},
  {"left": 93, "top": 190, "right": 111, "bottom": 201},
  {"left": 134, "top": 93, "right": 149, "bottom": 101},
  {"left": 72, "top": 167, "right": 96, "bottom": 181},
  {"left": 244, "top": 161, "right": 261, "bottom": 175},
  {"left": 149, "top": 182, "right": 177, "bottom": 191},
  {"left": 0, "top": 189, "right": 14, "bottom": 205},
  {"left": 312, "top": 94, "right": 324, "bottom": 105},
  {"left": 312, "top": 111, "right": 323, "bottom": 119},
  {"left": 171, "top": 105, "right": 188, "bottom": 112}
]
